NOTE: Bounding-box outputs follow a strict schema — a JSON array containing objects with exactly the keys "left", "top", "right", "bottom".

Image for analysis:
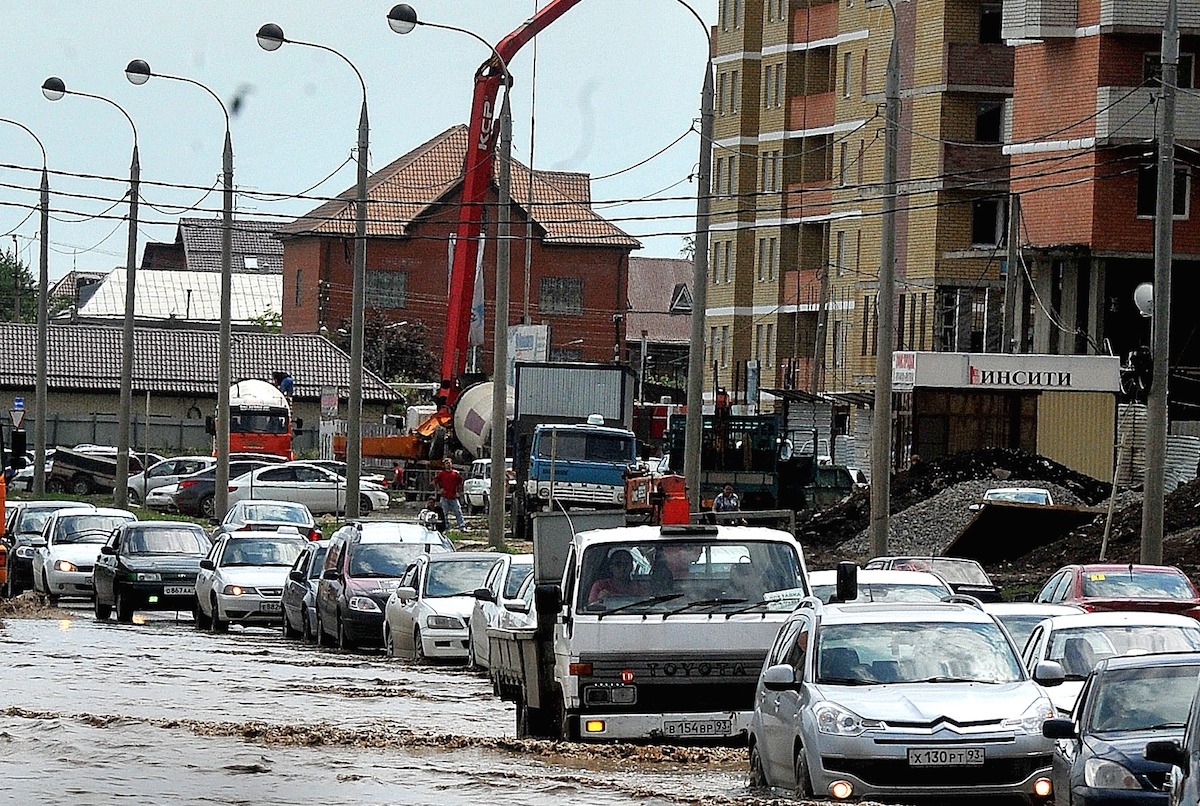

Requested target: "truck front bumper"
[{"left": 573, "top": 709, "right": 751, "bottom": 741}]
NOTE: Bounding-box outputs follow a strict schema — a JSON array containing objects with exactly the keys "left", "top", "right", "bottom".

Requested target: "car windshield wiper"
[
  {"left": 1133, "top": 722, "right": 1186, "bottom": 731},
  {"left": 919, "top": 676, "right": 1000, "bottom": 684},
  {"left": 818, "top": 677, "right": 875, "bottom": 686},
  {"left": 663, "top": 597, "right": 747, "bottom": 617},
  {"left": 598, "top": 593, "right": 683, "bottom": 618}
]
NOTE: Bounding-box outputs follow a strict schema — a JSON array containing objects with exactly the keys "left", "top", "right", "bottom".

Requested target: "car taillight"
[
  {"left": 238, "top": 525, "right": 253, "bottom": 531},
  {"left": 308, "top": 528, "right": 322, "bottom": 542},
  {"left": 179, "top": 480, "right": 199, "bottom": 490},
  {"left": 1078, "top": 603, "right": 1095, "bottom": 612}
]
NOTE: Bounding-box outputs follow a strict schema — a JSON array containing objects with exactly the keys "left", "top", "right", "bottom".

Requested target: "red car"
[{"left": 1034, "top": 563, "right": 1200, "bottom": 618}]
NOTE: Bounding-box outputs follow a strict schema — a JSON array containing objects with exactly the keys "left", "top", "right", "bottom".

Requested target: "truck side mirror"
[
  {"left": 534, "top": 583, "right": 562, "bottom": 616},
  {"left": 835, "top": 561, "right": 858, "bottom": 603},
  {"left": 199, "top": 558, "right": 215, "bottom": 570},
  {"left": 205, "top": 416, "right": 216, "bottom": 436}
]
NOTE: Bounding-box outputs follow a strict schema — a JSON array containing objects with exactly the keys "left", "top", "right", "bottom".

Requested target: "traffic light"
[{"left": 9, "top": 430, "right": 25, "bottom": 469}]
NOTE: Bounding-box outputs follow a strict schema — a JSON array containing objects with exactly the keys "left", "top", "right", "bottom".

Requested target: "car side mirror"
[
  {"left": 1042, "top": 718, "right": 1075, "bottom": 740},
  {"left": 208, "top": 518, "right": 220, "bottom": 527},
  {"left": 289, "top": 569, "right": 305, "bottom": 582},
  {"left": 503, "top": 601, "right": 530, "bottom": 614},
  {"left": 473, "top": 587, "right": 495, "bottom": 603},
  {"left": 1146, "top": 739, "right": 1188, "bottom": 769},
  {"left": 1033, "top": 660, "right": 1066, "bottom": 687},
  {"left": 324, "top": 569, "right": 342, "bottom": 581},
  {"left": 762, "top": 663, "right": 799, "bottom": 692},
  {"left": 100, "top": 545, "right": 116, "bottom": 555},
  {"left": 199, "top": 558, "right": 215, "bottom": 570},
  {"left": 397, "top": 586, "right": 417, "bottom": 601}
]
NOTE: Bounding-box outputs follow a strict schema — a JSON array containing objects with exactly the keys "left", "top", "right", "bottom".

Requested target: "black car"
[
  {"left": 93, "top": 521, "right": 211, "bottom": 622},
  {"left": 172, "top": 460, "right": 273, "bottom": 518},
  {"left": 3, "top": 500, "right": 93, "bottom": 596},
  {"left": 281, "top": 540, "right": 329, "bottom": 641},
  {"left": 1043, "top": 652, "right": 1200, "bottom": 805}
]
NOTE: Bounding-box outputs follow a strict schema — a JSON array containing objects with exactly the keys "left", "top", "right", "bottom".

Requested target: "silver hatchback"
[{"left": 748, "top": 598, "right": 1064, "bottom": 803}]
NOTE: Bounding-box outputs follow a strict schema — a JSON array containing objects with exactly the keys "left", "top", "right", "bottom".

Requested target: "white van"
[{"left": 463, "top": 458, "right": 514, "bottom": 514}]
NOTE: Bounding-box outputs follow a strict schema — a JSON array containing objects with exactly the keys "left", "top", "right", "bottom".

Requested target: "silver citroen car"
[{"left": 748, "top": 596, "right": 1064, "bottom": 803}]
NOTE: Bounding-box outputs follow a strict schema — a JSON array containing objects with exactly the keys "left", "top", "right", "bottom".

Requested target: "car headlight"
[
  {"left": 348, "top": 596, "right": 381, "bottom": 613},
  {"left": 15, "top": 546, "right": 35, "bottom": 559},
  {"left": 222, "top": 585, "right": 257, "bottom": 596},
  {"left": 132, "top": 572, "right": 161, "bottom": 582},
  {"left": 426, "top": 614, "right": 463, "bottom": 630},
  {"left": 53, "top": 560, "right": 78, "bottom": 573},
  {"left": 814, "top": 702, "right": 880, "bottom": 736},
  {"left": 538, "top": 487, "right": 550, "bottom": 499},
  {"left": 1084, "top": 758, "right": 1139, "bottom": 789},
  {"left": 1003, "top": 700, "right": 1055, "bottom": 734}
]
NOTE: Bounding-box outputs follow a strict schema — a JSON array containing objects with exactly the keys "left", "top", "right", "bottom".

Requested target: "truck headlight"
[
  {"left": 1084, "top": 758, "right": 1139, "bottom": 789},
  {"left": 538, "top": 487, "right": 551, "bottom": 499},
  {"left": 348, "top": 596, "right": 381, "bottom": 613},
  {"left": 814, "top": 702, "right": 880, "bottom": 736},
  {"left": 426, "top": 614, "right": 462, "bottom": 630},
  {"left": 222, "top": 585, "right": 256, "bottom": 596},
  {"left": 1003, "top": 700, "right": 1055, "bottom": 734},
  {"left": 53, "top": 560, "right": 78, "bottom": 573}
]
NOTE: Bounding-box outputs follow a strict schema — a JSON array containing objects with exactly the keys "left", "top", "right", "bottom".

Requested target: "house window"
[
  {"left": 861, "top": 50, "right": 869, "bottom": 96},
  {"left": 724, "top": 241, "right": 733, "bottom": 283},
  {"left": 717, "top": 72, "right": 727, "bottom": 115},
  {"left": 539, "top": 277, "right": 584, "bottom": 315},
  {"left": 711, "top": 243, "right": 721, "bottom": 285},
  {"left": 774, "top": 64, "right": 783, "bottom": 106},
  {"left": 769, "top": 237, "right": 778, "bottom": 280},
  {"left": 1136, "top": 166, "right": 1190, "bottom": 219},
  {"left": 720, "top": 0, "right": 729, "bottom": 31},
  {"left": 766, "top": 323, "right": 775, "bottom": 365},
  {"left": 861, "top": 295, "right": 871, "bottom": 355},
  {"left": 979, "top": 4, "right": 1002, "bottom": 44},
  {"left": 756, "top": 324, "right": 764, "bottom": 361},
  {"left": 843, "top": 52, "right": 853, "bottom": 97},
  {"left": 836, "top": 230, "right": 846, "bottom": 275},
  {"left": 549, "top": 347, "right": 583, "bottom": 362},
  {"left": 366, "top": 270, "right": 407, "bottom": 308},
  {"left": 1144, "top": 53, "right": 1196, "bottom": 89},
  {"left": 721, "top": 325, "right": 730, "bottom": 367},
  {"left": 832, "top": 320, "right": 845, "bottom": 368},
  {"left": 294, "top": 269, "right": 303, "bottom": 307},
  {"left": 971, "top": 198, "right": 1006, "bottom": 246},
  {"left": 757, "top": 238, "right": 766, "bottom": 281},
  {"left": 735, "top": 0, "right": 744, "bottom": 28},
  {"left": 976, "top": 101, "right": 1004, "bottom": 143},
  {"left": 839, "top": 143, "right": 849, "bottom": 186},
  {"left": 731, "top": 70, "right": 740, "bottom": 113},
  {"left": 714, "top": 157, "right": 725, "bottom": 195},
  {"left": 710, "top": 326, "right": 718, "bottom": 362}
]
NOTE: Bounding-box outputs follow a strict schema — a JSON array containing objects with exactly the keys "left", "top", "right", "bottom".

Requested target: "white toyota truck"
[{"left": 488, "top": 522, "right": 809, "bottom": 741}]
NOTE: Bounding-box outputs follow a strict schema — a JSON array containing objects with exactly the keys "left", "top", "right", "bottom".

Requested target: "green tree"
[
  {"left": 0, "top": 249, "right": 37, "bottom": 323},
  {"left": 330, "top": 309, "right": 438, "bottom": 383}
]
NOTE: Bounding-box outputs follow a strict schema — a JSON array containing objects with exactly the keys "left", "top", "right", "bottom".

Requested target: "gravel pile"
[{"left": 835, "top": 479, "right": 1088, "bottom": 560}]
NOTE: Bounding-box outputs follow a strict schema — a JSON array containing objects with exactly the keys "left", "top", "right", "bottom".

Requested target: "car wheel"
[
  {"left": 70, "top": 474, "right": 92, "bottom": 496},
  {"left": 337, "top": 614, "right": 355, "bottom": 651},
  {"left": 42, "top": 572, "right": 59, "bottom": 606},
  {"left": 383, "top": 621, "right": 396, "bottom": 658},
  {"left": 199, "top": 495, "right": 216, "bottom": 520},
  {"left": 46, "top": 477, "right": 66, "bottom": 493},
  {"left": 359, "top": 494, "right": 373, "bottom": 515},
  {"left": 210, "top": 595, "right": 228, "bottom": 633},
  {"left": 127, "top": 488, "right": 140, "bottom": 505},
  {"left": 115, "top": 587, "right": 134, "bottom": 623},
  {"left": 466, "top": 636, "right": 478, "bottom": 670},
  {"left": 94, "top": 595, "right": 112, "bottom": 621},
  {"left": 793, "top": 745, "right": 814, "bottom": 798},
  {"left": 414, "top": 628, "right": 427, "bottom": 664},
  {"left": 193, "top": 599, "right": 211, "bottom": 630},
  {"left": 749, "top": 741, "right": 768, "bottom": 789}
]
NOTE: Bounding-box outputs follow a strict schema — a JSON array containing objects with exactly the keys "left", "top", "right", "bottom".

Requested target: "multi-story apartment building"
[
  {"left": 1004, "top": 0, "right": 1200, "bottom": 409},
  {"left": 709, "top": 0, "right": 1013, "bottom": 398}
]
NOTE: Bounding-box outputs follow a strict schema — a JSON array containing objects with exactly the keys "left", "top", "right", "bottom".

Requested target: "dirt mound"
[{"left": 798, "top": 449, "right": 1111, "bottom": 565}]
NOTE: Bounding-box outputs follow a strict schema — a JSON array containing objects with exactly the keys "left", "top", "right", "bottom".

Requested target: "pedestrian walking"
[{"left": 433, "top": 457, "right": 466, "bottom": 530}]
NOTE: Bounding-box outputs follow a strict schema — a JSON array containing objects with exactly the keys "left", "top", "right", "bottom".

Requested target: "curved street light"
[
  {"left": 256, "top": 22, "right": 370, "bottom": 518},
  {"left": 42, "top": 76, "right": 141, "bottom": 508},
  {"left": 0, "top": 118, "right": 49, "bottom": 495},
  {"left": 124, "top": 59, "right": 236, "bottom": 518}
]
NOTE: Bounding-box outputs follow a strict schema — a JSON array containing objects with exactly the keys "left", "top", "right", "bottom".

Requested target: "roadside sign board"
[{"left": 12, "top": 397, "right": 23, "bottom": 410}]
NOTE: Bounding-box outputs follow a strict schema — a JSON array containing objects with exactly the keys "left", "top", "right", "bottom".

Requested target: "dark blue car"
[{"left": 1043, "top": 652, "right": 1200, "bottom": 805}]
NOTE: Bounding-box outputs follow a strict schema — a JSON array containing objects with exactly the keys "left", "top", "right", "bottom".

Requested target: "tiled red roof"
[{"left": 280, "top": 126, "right": 638, "bottom": 248}]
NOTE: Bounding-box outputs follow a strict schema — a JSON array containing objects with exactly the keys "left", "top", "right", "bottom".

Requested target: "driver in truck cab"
[{"left": 586, "top": 549, "right": 642, "bottom": 605}]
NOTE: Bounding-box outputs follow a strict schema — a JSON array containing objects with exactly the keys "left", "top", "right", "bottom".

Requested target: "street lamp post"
[
  {"left": 389, "top": 4, "right": 514, "bottom": 547},
  {"left": 42, "top": 77, "right": 139, "bottom": 508},
  {"left": 257, "top": 22, "right": 370, "bottom": 520},
  {"left": 0, "top": 119, "right": 49, "bottom": 495},
  {"left": 124, "top": 59, "right": 235, "bottom": 518}
]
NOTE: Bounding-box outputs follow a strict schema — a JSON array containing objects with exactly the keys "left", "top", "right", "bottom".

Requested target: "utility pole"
[
  {"left": 811, "top": 265, "right": 832, "bottom": 393},
  {"left": 1002, "top": 193, "right": 1021, "bottom": 352},
  {"left": 488, "top": 93, "right": 513, "bottom": 548},
  {"left": 11, "top": 235, "right": 19, "bottom": 322},
  {"left": 1142, "top": 0, "right": 1178, "bottom": 564},
  {"left": 869, "top": 4, "right": 902, "bottom": 557}
]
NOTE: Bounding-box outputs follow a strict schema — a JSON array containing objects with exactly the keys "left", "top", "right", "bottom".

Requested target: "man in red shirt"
[{"left": 433, "top": 458, "right": 466, "bottom": 530}]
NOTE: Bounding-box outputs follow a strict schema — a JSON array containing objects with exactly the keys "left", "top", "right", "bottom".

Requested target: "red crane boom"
[{"left": 438, "top": 0, "right": 585, "bottom": 408}]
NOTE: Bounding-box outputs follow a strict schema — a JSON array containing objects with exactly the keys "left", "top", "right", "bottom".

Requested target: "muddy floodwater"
[{"left": 0, "top": 604, "right": 795, "bottom": 806}]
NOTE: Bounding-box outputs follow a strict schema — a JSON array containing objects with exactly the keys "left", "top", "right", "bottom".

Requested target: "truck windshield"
[
  {"left": 231, "top": 410, "right": 289, "bottom": 434},
  {"left": 577, "top": 540, "right": 804, "bottom": 615},
  {"left": 536, "top": 432, "right": 633, "bottom": 463}
]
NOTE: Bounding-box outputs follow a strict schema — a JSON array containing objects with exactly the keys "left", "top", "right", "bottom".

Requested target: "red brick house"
[{"left": 279, "top": 126, "right": 640, "bottom": 373}]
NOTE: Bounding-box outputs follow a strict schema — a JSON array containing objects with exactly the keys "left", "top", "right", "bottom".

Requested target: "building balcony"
[
  {"left": 782, "top": 270, "right": 826, "bottom": 309},
  {"left": 788, "top": 91, "right": 835, "bottom": 132},
  {"left": 791, "top": 2, "right": 840, "bottom": 43},
  {"left": 942, "top": 143, "right": 1009, "bottom": 187},
  {"left": 944, "top": 43, "right": 1013, "bottom": 91},
  {"left": 1002, "top": 0, "right": 1076, "bottom": 39},
  {"left": 784, "top": 180, "right": 833, "bottom": 220},
  {"left": 1004, "top": 0, "right": 1200, "bottom": 39},
  {"left": 1099, "top": 0, "right": 1200, "bottom": 33},
  {"left": 1096, "top": 86, "right": 1200, "bottom": 144}
]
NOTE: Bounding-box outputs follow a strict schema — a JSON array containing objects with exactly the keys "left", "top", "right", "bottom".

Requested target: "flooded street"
[{"left": 0, "top": 604, "right": 770, "bottom": 806}]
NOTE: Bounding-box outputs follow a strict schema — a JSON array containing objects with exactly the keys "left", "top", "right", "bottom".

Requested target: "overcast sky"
[{"left": 0, "top": 1, "right": 714, "bottom": 282}]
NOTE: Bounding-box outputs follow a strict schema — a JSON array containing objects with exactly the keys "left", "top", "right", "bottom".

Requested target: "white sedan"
[
  {"left": 467, "top": 553, "right": 533, "bottom": 669},
  {"left": 144, "top": 483, "right": 180, "bottom": 511},
  {"left": 226, "top": 461, "right": 390, "bottom": 515},
  {"left": 1021, "top": 610, "right": 1200, "bottom": 713},
  {"left": 383, "top": 552, "right": 502, "bottom": 662},
  {"left": 194, "top": 530, "right": 308, "bottom": 631},
  {"left": 32, "top": 507, "right": 137, "bottom": 603}
]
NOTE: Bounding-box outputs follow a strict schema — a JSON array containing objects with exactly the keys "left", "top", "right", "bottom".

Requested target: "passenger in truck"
[{"left": 587, "top": 550, "right": 642, "bottom": 605}]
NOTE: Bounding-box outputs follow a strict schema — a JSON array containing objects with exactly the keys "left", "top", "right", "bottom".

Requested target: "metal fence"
[{"left": 8, "top": 414, "right": 319, "bottom": 456}]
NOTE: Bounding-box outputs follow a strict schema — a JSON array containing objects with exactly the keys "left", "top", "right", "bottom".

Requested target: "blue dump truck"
[{"left": 522, "top": 417, "right": 637, "bottom": 516}]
